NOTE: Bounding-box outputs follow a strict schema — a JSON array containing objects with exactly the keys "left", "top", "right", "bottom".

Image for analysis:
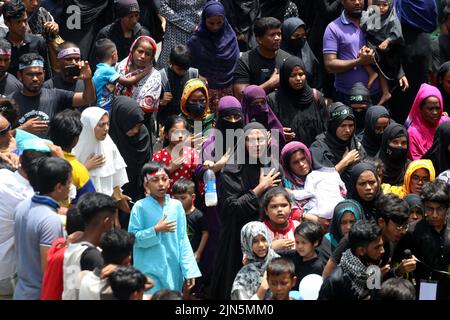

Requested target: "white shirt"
[{"left": 0, "top": 169, "right": 34, "bottom": 280}]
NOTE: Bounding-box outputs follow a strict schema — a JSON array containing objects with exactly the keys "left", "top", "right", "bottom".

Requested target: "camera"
[{"left": 64, "top": 65, "right": 80, "bottom": 78}]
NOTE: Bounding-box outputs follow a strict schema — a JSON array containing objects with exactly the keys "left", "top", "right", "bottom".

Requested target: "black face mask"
[
  {"left": 353, "top": 109, "right": 367, "bottom": 128},
  {"left": 222, "top": 119, "right": 244, "bottom": 131},
  {"left": 386, "top": 146, "right": 407, "bottom": 161},
  {"left": 289, "top": 37, "right": 306, "bottom": 51},
  {"left": 186, "top": 102, "right": 206, "bottom": 117}
]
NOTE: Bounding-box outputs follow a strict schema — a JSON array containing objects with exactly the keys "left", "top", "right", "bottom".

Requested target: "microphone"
[{"left": 404, "top": 249, "right": 412, "bottom": 259}]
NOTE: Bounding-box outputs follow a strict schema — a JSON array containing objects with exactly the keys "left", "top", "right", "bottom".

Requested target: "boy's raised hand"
[{"left": 154, "top": 214, "right": 176, "bottom": 233}]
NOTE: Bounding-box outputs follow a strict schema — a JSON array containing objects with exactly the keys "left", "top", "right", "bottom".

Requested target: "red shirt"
[
  {"left": 41, "top": 238, "right": 67, "bottom": 300},
  {"left": 152, "top": 147, "right": 199, "bottom": 195}
]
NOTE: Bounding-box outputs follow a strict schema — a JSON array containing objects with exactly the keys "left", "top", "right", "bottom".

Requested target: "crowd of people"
[{"left": 0, "top": 0, "right": 449, "bottom": 301}]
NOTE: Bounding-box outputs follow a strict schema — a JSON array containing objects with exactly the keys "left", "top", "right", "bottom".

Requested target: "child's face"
[
  {"left": 377, "top": 2, "right": 389, "bottom": 15},
  {"left": 268, "top": 273, "right": 296, "bottom": 300},
  {"left": 165, "top": 121, "right": 188, "bottom": 147},
  {"left": 252, "top": 234, "right": 269, "bottom": 258},
  {"left": 144, "top": 173, "right": 170, "bottom": 199},
  {"left": 266, "top": 195, "right": 291, "bottom": 228},
  {"left": 295, "top": 234, "right": 317, "bottom": 258},
  {"left": 173, "top": 192, "right": 194, "bottom": 212},
  {"left": 408, "top": 207, "right": 424, "bottom": 223}
]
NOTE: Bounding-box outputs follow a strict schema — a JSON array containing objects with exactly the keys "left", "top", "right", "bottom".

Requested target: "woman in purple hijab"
[
  {"left": 188, "top": 1, "right": 240, "bottom": 113},
  {"left": 241, "top": 85, "right": 287, "bottom": 149},
  {"left": 194, "top": 95, "right": 244, "bottom": 297}
]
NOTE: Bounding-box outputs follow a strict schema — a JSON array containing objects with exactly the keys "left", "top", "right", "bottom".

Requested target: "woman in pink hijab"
[{"left": 406, "top": 83, "right": 450, "bottom": 160}]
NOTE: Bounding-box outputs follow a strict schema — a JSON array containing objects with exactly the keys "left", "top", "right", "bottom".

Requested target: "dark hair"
[
  {"left": 169, "top": 45, "right": 192, "bottom": 70},
  {"left": 0, "top": 98, "right": 19, "bottom": 127},
  {"left": 150, "top": 289, "right": 183, "bottom": 300},
  {"left": 420, "top": 180, "right": 450, "bottom": 206},
  {"left": 57, "top": 41, "right": 80, "bottom": 53},
  {"left": 25, "top": 155, "right": 47, "bottom": 190},
  {"left": 374, "top": 193, "right": 409, "bottom": 225},
  {"left": 294, "top": 221, "right": 323, "bottom": 246},
  {"left": 348, "top": 220, "right": 382, "bottom": 252},
  {"left": 76, "top": 192, "right": 117, "bottom": 226},
  {"left": 132, "top": 37, "right": 155, "bottom": 57},
  {"left": 49, "top": 109, "right": 82, "bottom": 151},
  {"left": 163, "top": 115, "right": 187, "bottom": 147},
  {"left": 99, "top": 229, "right": 135, "bottom": 265},
  {"left": 254, "top": 17, "right": 282, "bottom": 38},
  {"left": 94, "top": 38, "right": 117, "bottom": 63},
  {"left": 0, "top": 38, "right": 11, "bottom": 52},
  {"left": 261, "top": 187, "right": 291, "bottom": 220},
  {"left": 266, "top": 257, "right": 296, "bottom": 279},
  {"left": 66, "top": 207, "right": 85, "bottom": 235},
  {"left": 34, "top": 157, "right": 72, "bottom": 195},
  {"left": 108, "top": 266, "right": 147, "bottom": 300},
  {"left": 141, "top": 161, "right": 170, "bottom": 181},
  {"left": 379, "top": 278, "right": 416, "bottom": 300},
  {"left": 363, "top": 157, "right": 384, "bottom": 178},
  {"left": 18, "top": 53, "right": 44, "bottom": 70},
  {"left": 172, "top": 178, "right": 195, "bottom": 195},
  {"left": 2, "top": 0, "right": 26, "bottom": 21}
]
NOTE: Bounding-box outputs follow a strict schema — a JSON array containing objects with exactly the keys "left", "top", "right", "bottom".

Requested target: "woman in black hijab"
[
  {"left": 280, "top": 17, "right": 322, "bottom": 89},
  {"left": 310, "top": 102, "right": 365, "bottom": 178},
  {"left": 437, "top": 61, "right": 450, "bottom": 114},
  {"left": 376, "top": 123, "right": 410, "bottom": 185},
  {"left": 267, "top": 56, "right": 327, "bottom": 147},
  {"left": 210, "top": 122, "right": 281, "bottom": 300},
  {"left": 348, "top": 82, "right": 372, "bottom": 138},
  {"left": 422, "top": 121, "right": 450, "bottom": 175},
  {"left": 361, "top": 105, "right": 391, "bottom": 157},
  {"left": 109, "top": 96, "right": 151, "bottom": 202},
  {"left": 346, "top": 162, "right": 382, "bottom": 220}
]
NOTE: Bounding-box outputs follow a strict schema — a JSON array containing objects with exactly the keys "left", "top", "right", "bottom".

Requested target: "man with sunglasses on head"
[{"left": 397, "top": 180, "right": 450, "bottom": 300}]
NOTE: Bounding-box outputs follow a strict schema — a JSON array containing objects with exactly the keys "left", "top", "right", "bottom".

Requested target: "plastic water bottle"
[{"left": 204, "top": 168, "right": 218, "bottom": 207}]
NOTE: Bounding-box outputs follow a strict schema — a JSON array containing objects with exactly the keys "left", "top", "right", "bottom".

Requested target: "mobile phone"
[{"left": 64, "top": 65, "right": 80, "bottom": 77}]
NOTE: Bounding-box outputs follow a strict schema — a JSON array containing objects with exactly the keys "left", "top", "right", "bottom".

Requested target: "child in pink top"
[{"left": 152, "top": 115, "right": 199, "bottom": 195}]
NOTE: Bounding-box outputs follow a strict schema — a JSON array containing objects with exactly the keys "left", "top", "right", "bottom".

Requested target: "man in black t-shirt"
[
  {"left": 91, "top": 0, "right": 150, "bottom": 64},
  {"left": 0, "top": 38, "right": 22, "bottom": 96},
  {"left": 233, "top": 17, "right": 291, "bottom": 100},
  {"left": 2, "top": 0, "right": 51, "bottom": 79},
  {"left": 8, "top": 53, "right": 95, "bottom": 137},
  {"left": 43, "top": 42, "right": 85, "bottom": 93}
]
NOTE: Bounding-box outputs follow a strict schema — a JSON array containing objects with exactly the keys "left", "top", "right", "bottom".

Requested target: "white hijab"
[{"left": 73, "top": 107, "right": 128, "bottom": 195}]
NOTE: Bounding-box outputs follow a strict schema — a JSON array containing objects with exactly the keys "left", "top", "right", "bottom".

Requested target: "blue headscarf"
[
  {"left": 187, "top": 0, "right": 240, "bottom": 89},
  {"left": 395, "top": 0, "right": 438, "bottom": 33},
  {"left": 325, "top": 199, "right": 364, "bottom": 248}
]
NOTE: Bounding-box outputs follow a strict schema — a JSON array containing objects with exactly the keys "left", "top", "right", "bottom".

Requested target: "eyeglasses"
[
  {"left": 424, "top": 205, "right": 448, "bottom": 216},
  {"left": 0, "top": 124, "right": 11, "bottom": 136},
  {"left": 411, "top": 175, "right": 430, "bottom": 183}
]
